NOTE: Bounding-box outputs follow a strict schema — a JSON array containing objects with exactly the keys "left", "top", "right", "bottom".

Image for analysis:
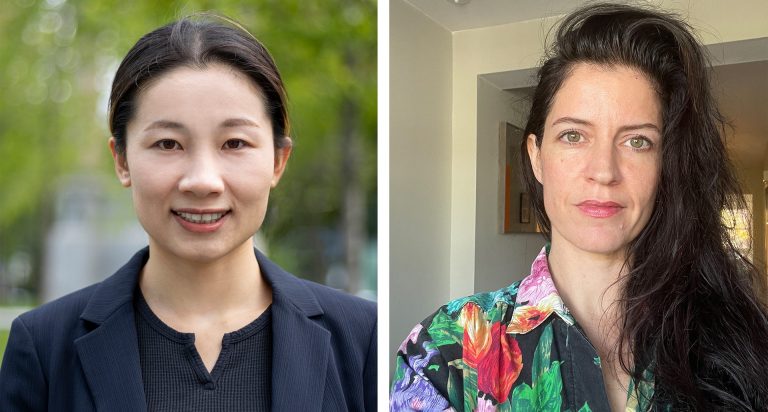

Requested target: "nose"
[
  {"left": 177, "top": 152, "right": 225, "bottom": 197},
  {"left": 584, "top": 141, "right": 620, "bottom": 185}
]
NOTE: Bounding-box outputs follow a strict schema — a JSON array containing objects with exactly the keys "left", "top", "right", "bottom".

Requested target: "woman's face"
[
  {"left": 527, "top": 63, "right": 662, "bottom": 260},
  {"left": 110, "top": 63, "right": 291, "bottom": 263}
]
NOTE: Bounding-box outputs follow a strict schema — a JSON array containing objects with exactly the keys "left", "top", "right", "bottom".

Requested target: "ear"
[
  {"left": 109, "top": 137, "right": 131, "bottom": 187},
  {"left": 527, "top": 134, "right": 543, "bottom": 184},
  {"left": 271, "top": 137, "right": 293, "bottom": 188}
]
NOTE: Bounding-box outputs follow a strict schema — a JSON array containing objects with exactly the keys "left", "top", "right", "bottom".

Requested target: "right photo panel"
[{"left": 390, "top": 0, "right": 768, "bottom": 410}]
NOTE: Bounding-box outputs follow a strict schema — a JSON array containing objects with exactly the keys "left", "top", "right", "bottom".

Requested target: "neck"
[
  {"left": 139, "top": 239, "right": 272, "bottom": 320},
  {"left": 547, "top": 238, "right": 628, "bottom": 358}
]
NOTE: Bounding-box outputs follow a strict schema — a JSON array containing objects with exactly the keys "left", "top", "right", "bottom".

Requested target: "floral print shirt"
[{"left": 391, "top": 246, "right": 656, "bottom": 411}]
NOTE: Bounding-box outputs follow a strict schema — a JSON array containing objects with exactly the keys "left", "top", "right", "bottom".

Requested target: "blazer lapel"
[
  {"left": 75, "top": 304, "right": 147, "bottom": 411},
  {"left": 75, "top": 248, "right": 149, "bottom": 412},
  {"left": 257, "top": 250, "right": 336, "bottom": 411},
  {"left": 270, "top": 302, "right": 331, "bottom": 411}
]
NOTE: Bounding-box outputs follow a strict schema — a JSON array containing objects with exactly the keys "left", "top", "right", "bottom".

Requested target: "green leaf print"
[
  {"left": 445, "top": 284, "right": 518, "bottom": 315},
  {"left": 532, "top": 323, "right": 554, "bottom": 381},
  {"left": 446, "top": 364, "right": 463, "bottom": 408},
  {"left": 510, "top": 323, "right": 564, "bottom": 410},
  {"left": 427, "top": 309, "right": 464, "bottom": 347},
  {"left": 392, "top": 356, "right": 406, "bottom": 386},
  {"left": 511, "top": 384, "right": 536, "bottom": 412},
  {"left": 485, "top": 302, "right": 506, "bottom": 323},
  {"left": 536, "top": 361, "right": 563, "bottom": 410},
  {"left": 463, "top": 363, "right": 478, "bottom": 411},
  {"left": 448, "top": 358, "right": 477, "bottom": 411},
  {"left": 496, "top": 399, "right": 513, "bottom": 412},
  {"left": 577, "top": 402, "right": 592, "bottom": 412}
]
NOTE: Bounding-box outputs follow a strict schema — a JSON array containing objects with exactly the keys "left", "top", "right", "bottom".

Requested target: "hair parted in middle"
[{"left": 108, "top": 13, "right": 291, "bottom": 157}]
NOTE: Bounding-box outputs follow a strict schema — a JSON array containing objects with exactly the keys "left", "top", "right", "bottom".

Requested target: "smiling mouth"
[{"left": 173, "top": 211, "right": 229, "bottom": 224}]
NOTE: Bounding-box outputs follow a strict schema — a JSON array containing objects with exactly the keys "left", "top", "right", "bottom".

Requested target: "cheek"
[
  {"left": 225, "top": 155, "right": 275, "bottom": 195},
  {"left": 539, "top": 156, "right": 574, "bottom": 201},
  {"left": 626, "top": 159, "right": 661, "bottom": 205}
]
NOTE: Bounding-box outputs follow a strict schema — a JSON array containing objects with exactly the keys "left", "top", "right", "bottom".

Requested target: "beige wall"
[
  {"left": 449, "top": 0, "right": 768, "bottom": 298},
  {"left": 389, "top": 0, "right": 453, "bottom": 369},
  {"left": 389, "top": 0, "right": 768, "bottom": 369},
  {"left": 473, "top": 78, "right": 546, "bottom": 293},
  {"left": 736, "top": 167, "right": 767, "bottom": 290}
]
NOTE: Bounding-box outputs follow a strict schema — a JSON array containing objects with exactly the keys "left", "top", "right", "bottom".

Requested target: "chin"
[
  {"left": 152, "top": 238, "right": 252, "bottom": 264},
  {"left": 574, "top": 234, "right": 631, "bottom": 257},
  {"left": 553, "top": 225, "right": 629, "bottom": 257}
]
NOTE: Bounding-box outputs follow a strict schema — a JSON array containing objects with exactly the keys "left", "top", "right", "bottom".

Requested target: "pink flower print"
[
  {"left": 475, "top": 397, "right": 497, "bottom": 412},
  {"left": 517, "top": 247, "right": 557, "bottom": 306},
  {"left": 399, "top": 324, "right": 423, "bottom": 353}
]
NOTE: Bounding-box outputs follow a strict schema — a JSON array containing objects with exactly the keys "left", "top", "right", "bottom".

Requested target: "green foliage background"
[{"left": 0, "top": 0, "right": 377, "bottom": 302}]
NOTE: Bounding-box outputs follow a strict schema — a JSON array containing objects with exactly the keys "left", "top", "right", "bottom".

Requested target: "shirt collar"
[{"left": 507, "top": 245, "right": 575, "bottom": 334}]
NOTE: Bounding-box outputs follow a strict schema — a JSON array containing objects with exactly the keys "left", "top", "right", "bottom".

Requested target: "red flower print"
[
  {"left": 507, "top": 304, "right": 551, "bottom": 334},
  {"left": 462, "top": 302, "right": 492, "bottom": 368},
  {"left": 477, "top": 322, "right": 523, "bottom": 403}
]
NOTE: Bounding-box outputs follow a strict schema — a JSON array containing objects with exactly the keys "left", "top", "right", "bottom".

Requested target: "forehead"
[
  {"left": 547, "top": 63, "right": 662, "bottom": 126},
  {"left": 131, "top": 63, "right": 268, "bottom": 122}
]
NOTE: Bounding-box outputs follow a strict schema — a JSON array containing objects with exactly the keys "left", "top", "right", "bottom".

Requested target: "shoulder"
[
  {"left": 14, "top": 283, "right": 99, "bottom": 339},
  {"left": 295, "top": 277, "right": 377, "bottom": 330},
  {"left": 256, "top": 248, "right": 376, "bottom": 331},
  {"left": 427, "top": 281, "right": 521, "bottom": 329},
  {"left": 397, "top": 281, "right": 521, "bottom": 361}
]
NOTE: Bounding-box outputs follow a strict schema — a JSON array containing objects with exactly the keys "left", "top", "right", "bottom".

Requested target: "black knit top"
[{"left": 134, "top": 291, "right": 272, "bottom": 411}]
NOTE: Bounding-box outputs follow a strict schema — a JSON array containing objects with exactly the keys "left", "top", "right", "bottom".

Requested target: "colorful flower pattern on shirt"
[{"left": 391, "top": 246, "right": 655, "bottom": 411}]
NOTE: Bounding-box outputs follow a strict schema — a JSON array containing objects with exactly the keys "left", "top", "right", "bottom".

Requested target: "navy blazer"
[{"left": 0, "top": 247, "right": 377, "bottom": 411}]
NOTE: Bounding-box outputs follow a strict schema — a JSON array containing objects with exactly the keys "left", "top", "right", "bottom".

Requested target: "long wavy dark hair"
[{"left": 520, "top": 3, "right": 768, "bottom": 410}]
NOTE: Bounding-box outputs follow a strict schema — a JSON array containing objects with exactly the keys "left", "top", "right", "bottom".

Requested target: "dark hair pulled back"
[
  {"left": 520, "top": 3, "right": 768, "bottom": 410},
  {"left": 108, "top": 14, "right": 290, "bottom": 155}
]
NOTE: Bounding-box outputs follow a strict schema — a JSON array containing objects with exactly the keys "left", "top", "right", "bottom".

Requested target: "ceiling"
[
  {"left": 404, "top": 0, "right": 586, "bottom": 32},
  {"left": 713, "top": 61, "right": 768, "bottom": 170},
  {"left": 404, "top": 0, "right": 768, "bottom": 170}
]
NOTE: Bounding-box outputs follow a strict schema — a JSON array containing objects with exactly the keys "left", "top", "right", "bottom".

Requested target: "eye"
[
  {"left": 626, "top": 136, "right": 652, "bottom": 150},
  {"left": 154, "top": 139, "right": 181, "bottom": 150},
  {"left": 223, "top": 139, "right": 248, "bottom": 150},
  {"left": 559, "top": 130, "right": 583, "bottom": 144}
]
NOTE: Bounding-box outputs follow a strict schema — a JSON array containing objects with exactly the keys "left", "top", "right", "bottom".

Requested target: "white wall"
[
  {"left": 473, "top": 78, "right": 545, "bottom": 293},
  {"left": 448, "top": 0, "right": 768, "bottom": 299},
  {"left": 736, "top": 167, "right": 767, "bottom": 294},
  {"left": 389, "top": 0, "right": 768, "bottom": 369},
  {"left": 389, "top": 0, "right": 453, "bottom": 368}
]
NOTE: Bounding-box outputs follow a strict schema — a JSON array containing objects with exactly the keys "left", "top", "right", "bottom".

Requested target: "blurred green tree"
[{"left": 0, "top": 0, "right": 377, "bottom": 303}]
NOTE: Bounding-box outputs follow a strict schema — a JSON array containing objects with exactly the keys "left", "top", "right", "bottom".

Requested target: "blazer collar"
[
  {"left": 254, "top": 248, "right": 324, "bottom": 318},
  {"left": 78, "top": 247, "right": 334, "bottom": 411},
  {"left": 80, "top": 247, "right": 325, "bottom": 324},
  {"left": 76, "top": 248, "right": 149, "bottom": 412},
  {"left": 80, "top": 247, "right": 148, "bottom": 324}
]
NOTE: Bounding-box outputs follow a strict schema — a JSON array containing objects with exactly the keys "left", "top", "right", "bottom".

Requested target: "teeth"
[{"left": 176, "top": 211, "right": 226, "bottom": 224}]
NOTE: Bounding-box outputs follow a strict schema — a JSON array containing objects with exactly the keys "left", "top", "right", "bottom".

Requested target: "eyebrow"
[
  {"left": 551, "top": 117, "right": 661, "bottom": 133},
  {"left": 143, "top": 118, "right": 261, "bottom": 132}
]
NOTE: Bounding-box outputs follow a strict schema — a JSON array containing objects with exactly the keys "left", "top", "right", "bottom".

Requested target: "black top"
[
  {"left": 0, "top": 246, "right": 376, "bottom": 411},
  {"left": 134, "top": 291, "right": 272, "bottom": 411}
]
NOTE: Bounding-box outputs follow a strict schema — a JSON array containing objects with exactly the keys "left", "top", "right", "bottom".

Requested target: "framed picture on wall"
[
  {"left": 499, "top": 121, "right": 539, "bottom": 234},
  {"left": 520, "top": 193, "right": 531, "bottom": 224}
]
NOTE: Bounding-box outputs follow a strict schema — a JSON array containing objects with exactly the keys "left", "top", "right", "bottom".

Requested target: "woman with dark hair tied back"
[
  {"left": 391, "top": 3, "right": 768, "bottom": 411},
  {"left": 0, "top": 14, "right": 376, "bottom": 411}
]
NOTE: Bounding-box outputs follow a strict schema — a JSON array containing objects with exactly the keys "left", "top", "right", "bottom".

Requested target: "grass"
[{"left": 0, "top": 329, "right": 8, "bottom": 363}]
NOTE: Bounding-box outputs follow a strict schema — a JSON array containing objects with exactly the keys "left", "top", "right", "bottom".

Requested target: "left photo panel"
[{"left": 0, "top": 1, "right": 377, "bottom": 410}]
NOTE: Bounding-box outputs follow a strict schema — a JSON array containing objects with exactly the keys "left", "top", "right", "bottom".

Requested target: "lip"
[
  {"left": 576, "top": 200, "right": 624, "bottom": 218},
  {"left": 173, "top": 208, "right": 230, "bottom": 214},
  {"left": 172, "top": 209, "right": 231, "bottom": 233}
]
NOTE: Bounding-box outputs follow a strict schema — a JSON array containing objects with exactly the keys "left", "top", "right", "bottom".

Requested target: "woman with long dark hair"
[
  {"left": 0, "top": 15, "right": 376, "bottom": 411},
  {"left": 391, "top": 3, "right": 768, "bottom": 411}
]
